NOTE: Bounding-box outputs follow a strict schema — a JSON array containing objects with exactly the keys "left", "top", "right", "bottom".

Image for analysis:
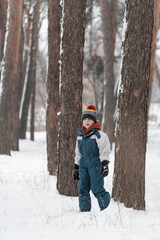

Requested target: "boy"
[{"left": 73, "top": 105, "right": 111, "bottom": 212}]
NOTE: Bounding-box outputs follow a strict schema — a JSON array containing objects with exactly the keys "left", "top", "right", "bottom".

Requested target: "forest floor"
[{"left": 0, "top": 127, "right": 160, "bottom": 240}]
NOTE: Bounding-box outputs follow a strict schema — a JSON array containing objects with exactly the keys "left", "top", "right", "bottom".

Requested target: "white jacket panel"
[
  {"left": 74, "top": 136, "right": 82, "bottom": 165},
  {"left": 96, "top": 131, "right": 111, "bottom": 162}
]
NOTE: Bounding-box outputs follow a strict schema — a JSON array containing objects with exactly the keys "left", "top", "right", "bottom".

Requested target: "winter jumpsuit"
[{"left": 74, "top": 127, "right": 111, "bottom": 211}]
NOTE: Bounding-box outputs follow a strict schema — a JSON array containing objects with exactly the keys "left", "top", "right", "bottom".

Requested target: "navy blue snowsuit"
[{"left": 75, "top": 126, "right": 110, "bottom": 211}]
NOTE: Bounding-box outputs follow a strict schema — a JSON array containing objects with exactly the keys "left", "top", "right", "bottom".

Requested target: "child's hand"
[
  {"left": 101, "top": 160, "right": 109, "bottom": 177},
  {"left": 73, "top": 164, "right": 79, "bottom": 181}
]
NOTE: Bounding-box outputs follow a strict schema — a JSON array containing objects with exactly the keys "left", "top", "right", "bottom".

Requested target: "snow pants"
[{"left": 78, "top": 157, "right": 110, "bottom": 211}]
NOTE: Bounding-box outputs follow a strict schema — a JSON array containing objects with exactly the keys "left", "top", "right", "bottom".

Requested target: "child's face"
[{"left": 83, "top": 118, "right": 95, "bottom": 130}]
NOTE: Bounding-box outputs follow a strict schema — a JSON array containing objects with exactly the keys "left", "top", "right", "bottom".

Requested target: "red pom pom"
[{"left": 87, "top": 105, "right": 96, "bottom": 111}]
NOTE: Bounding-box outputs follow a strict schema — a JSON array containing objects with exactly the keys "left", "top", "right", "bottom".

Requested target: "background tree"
[
  {"left": 0, "top": 0, "right": 6, "bottom": 63},
  {"left": 100, "top": 0, "right": 119, "bottom": 144},
  {"left": 112, "top": 0, "right": 154, "bottom": 210},
  {"left": 57, "top": 0, "right": 87, "bottom": 196},
  {"left": 83, "top": 0, "right": 105, "bottom": 122},
  {"left": 155, "top": 61, "right": 160, "bottom": 89},
  {"left": 10, "top": 24, "right": 24, "bottom": 150},
  {"left": 0, "top": 0, "right": 23, "bottom": 154},
  {"left": 46, "top": 0, "right": 61, "bottom": 176},
  {"left": 148, "top": 0, "right": 159, "bottom": 105},
  {"left": 30, "top": 0, "right": 40, "bottom": 140},
  {"left": 20, "top": 0, "right": 40, "bottom": 140},
  {"left": 21, "top": 2, "right": 32, "bottom": 99}
]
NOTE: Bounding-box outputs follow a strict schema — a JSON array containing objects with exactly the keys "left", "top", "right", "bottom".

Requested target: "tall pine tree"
[
  {"left": 112, "top": 0, "right": 154, "bottom": 210},
  {"left": 0, "top": 0, "right": 23, "bottom": 154},
  {"left": 57, "top": 0, "right": 87, "bottom": 196}
]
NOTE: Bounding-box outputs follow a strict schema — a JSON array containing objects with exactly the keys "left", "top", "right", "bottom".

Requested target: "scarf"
[{"left": 82, "top": 121, "right": 101, "bottom": 135}]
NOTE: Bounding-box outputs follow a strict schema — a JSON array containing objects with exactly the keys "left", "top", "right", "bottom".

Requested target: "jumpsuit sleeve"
[
  {"left": 74, "top": 138, "right": 82, "bottom": 166},
  {"left": 96, "top": 131, "right": 111, "bottom": 162}
]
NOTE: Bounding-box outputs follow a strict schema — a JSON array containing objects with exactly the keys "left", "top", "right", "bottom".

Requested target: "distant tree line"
[{"left": 0, "top": 0, "right": 47, "bottom": 154}]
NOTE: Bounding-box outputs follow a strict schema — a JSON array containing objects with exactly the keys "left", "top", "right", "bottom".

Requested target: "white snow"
[
  {"left": 114, "top": 4, "right": 128, "bottom": 138},
  {"left": 59, "top": 0, "right": 65, "bottom": 95},
  {"left": 0, "top": 127, "right": 160, "bottom": 240},
  {"left": 149, "top": 103, "right": 160, "bottom": 126},
  {"left": 116, "top": 2, "right": 127, "bottom": 99}
]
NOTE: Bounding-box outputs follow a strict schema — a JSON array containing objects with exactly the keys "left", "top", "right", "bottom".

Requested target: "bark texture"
[
  {"left": 0, "top": 0, "right": 23, "bottom": 154},
  {"left": 112, "top": 0, "right": 154, "bottom": 210},
  {"left": 46, "top": 0, "right": 61, "bottom": 175},
  {"left": 57, "top": 0, "right": 87, "bottom": 196},
  {"left": 10, "top": 25, "right": 24, "bottom": 150},
  {"left": 100, "top": 0, "right": 118, "bottom": 144}
]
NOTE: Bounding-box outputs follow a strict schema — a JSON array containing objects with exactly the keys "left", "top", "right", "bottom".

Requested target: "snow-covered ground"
[{"left": 0, "top": 128, "right": 160, "bottom": 240}]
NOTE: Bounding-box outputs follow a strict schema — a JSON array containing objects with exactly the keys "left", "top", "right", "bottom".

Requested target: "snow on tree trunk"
[
  {"left": 100, "top": 0, "right": 118, "bottom": 144},
  {"left": 46, "top": 0, "right": 61, "bottom": 176},
  {"left": 57, "top": 0, "right": 87, "bottom": 196},
  {"left": 0, "top": 0, "right": 23, "bottom": 154},
  {"left": 112, "top": 0, "right": 154, "bottom": 210}
]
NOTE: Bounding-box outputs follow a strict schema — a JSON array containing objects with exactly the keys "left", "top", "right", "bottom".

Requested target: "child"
[{"left": 73, "top": 105, "right": 111, "bottom": 212}]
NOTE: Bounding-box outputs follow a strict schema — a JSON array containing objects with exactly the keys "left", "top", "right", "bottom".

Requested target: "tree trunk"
[
  {"left": 100, "top": 0, "right": 118, "bottom": 144},
  {"left": 18, "top": 26, "right": 25, "bottom": 105},
  {"left": 21, "top": 3, "right": 32, "bottom": 97},
  {"left": 155, "top": 61, "right": 160, "bottom": 88},
  {"left": 148, "top": 0, "right": 159, "bottom": 105},
  {"left": 0, "top": 0, "right": 6, "bottom": 63},
  {"left": 20, "top": 0, "right": 40, "bottom": 139},
  {"left": 19, "top": 4, "right": 32, "bottom": 138},
  {"left": 57, "top": 0, "right": 87, "bottom": 196},
  {"left": 46, "top": 0, "right": 61, "bottom": 175},
  {"left": 0, "top": 0, "right": 23, "bottom": 154},
  {"left": 30, "top": 79, "right": 35, "bottom": 141},
  {"left": 30, "top": 0, "right": 40, "bottom": 141},
  {"left": 10, "top": 24, "right": 24, "bottom": 150},
  {"left": 112, "top": 0, "right": 154, "bottom": 210}
]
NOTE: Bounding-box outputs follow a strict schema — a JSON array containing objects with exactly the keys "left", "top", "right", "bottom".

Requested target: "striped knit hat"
[{"left": 81, "top": 105, "right": 97, "bottom": 122}]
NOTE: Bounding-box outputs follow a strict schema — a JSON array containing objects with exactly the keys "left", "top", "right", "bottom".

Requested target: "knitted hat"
[{"left": 81, "top": 105, "right": 97, "bottom": 122}]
